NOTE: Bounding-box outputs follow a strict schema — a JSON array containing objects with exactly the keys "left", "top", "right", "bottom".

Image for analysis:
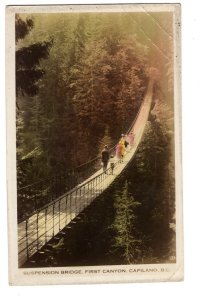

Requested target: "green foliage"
[
  {"left": 16, "top": 12, "right": 174, "bottom": 222},
  {"left": 22, "top": 82, "right": 176, "bottom": 267},
  {"left": 16, "top": 40, "right": 53, "bottom": 97},
  {"left": 125, "top": 98, "right": 175, "bottom": 262},
  {"left": 16, "top": 41, "right": 52, "bottom": 69},
  {"left": 15, "top": 14, "right": 34, "bottom": 42},
  {"left": 111, "top": 181, "right": 142, "bottom": 264},
  {"left": 16, "top": 17, "right": 54, "bottom": 219}
]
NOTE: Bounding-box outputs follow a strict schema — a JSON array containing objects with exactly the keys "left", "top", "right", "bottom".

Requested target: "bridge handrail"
[{"left": 21, "top": 161, "right": 118, "bottom": 222}]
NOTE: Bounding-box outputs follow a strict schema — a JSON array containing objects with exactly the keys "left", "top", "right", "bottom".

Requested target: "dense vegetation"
[
  {"left": 16, "top": 14, "right": 150, "bottom": 171},
  {"left": 16, "top": 12, "right": 175, "bottom": 264},
  {"left": 24, "top": 96, "right": 176, "bottom": 267},
  {"left": 16, "top": 13, "right": 173, "bottom": 215}
]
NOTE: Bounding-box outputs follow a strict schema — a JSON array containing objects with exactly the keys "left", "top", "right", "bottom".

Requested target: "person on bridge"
[
  {"left": 124, "top": 134, "right": 129, "bottom": 149},
  {"left": 101, "top": 145, "right": 109, "bottom": 173},
  {"left": 119, "top": 138, "right": 125, "bottom": 162},
  {"left": 116, "top": 142, "right": 122, "bottom": 162}
]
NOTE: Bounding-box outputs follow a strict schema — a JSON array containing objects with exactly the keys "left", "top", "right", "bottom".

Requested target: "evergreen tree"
[
  {"left": 16, "top": 41, "right": 53, "bottom": 97},
  {"left": 15, "top": 14, "right": 34, "bottom": 43},
  {"left": 111, "top": 181, "right": 141, "bottom": 264},
  {"left": 16, "top": 15, "right": 53, "bottom": 99},
  {"left": 16, "top": 16, "right": 53, "bottom": 218}
]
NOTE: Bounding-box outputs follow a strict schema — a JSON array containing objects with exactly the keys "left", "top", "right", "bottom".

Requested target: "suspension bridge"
[{"left": 18, "top": 79, "right": 154, "bottom": 267}]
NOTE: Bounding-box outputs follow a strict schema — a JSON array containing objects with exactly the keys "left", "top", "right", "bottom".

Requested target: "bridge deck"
[{"left": 18, "top": 81, "right": 153, "bottom": 267}]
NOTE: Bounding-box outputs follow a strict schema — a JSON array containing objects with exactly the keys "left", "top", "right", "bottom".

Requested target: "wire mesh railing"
[{"left": 18, "top": 161, "right": 120, "bottom": 266}]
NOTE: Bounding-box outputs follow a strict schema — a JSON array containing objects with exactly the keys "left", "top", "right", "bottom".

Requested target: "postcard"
[{"left": 6, "top": 3, "right": 183, "bottom": 285}]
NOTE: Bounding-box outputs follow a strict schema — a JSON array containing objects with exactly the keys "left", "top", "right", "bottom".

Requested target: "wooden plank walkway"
[{"left": 18, "top": 80, "right": 153, "bottom": 267}]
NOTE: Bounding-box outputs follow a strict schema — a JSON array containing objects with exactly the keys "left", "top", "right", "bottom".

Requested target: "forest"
[
  {"left": 24, "top": 102, "right": 176, "bottom": 267},
  {"left": 16, "top": 12, "right": 175, "bottom": 265}
]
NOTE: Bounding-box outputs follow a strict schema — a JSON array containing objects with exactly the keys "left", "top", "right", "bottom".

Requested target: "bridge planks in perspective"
[{"left": 18, "top": 80, "right": 154, "bottom": 267}]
